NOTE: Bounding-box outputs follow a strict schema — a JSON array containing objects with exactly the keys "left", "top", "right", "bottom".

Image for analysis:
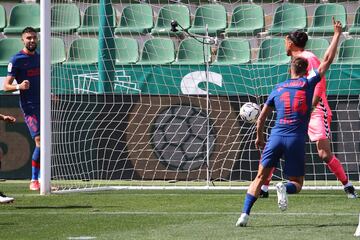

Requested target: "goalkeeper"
[
  {"left": 0, "top": 113, "right": 15, "bottom": 204},
  {"left": 236, "top": 19, "right": 342, "bottom": 227},
  {"left": 260, "top": 21, "right": 358, "bottom": 199}
]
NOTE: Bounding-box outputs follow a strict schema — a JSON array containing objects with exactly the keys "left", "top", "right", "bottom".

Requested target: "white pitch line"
[{"left": 0, "top": 211, "right": 357, "bottom": 216}]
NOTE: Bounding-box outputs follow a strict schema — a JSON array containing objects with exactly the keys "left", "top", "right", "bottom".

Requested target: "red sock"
[
  {"left": 263, "top": 167, "right": 275, "bottom": 186},
  {"left": 327, "top": 156, "right": 348, "bottom": 185}
]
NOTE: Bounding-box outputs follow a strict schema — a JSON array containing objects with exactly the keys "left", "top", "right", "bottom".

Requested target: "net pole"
[
  {"left": 205, "top": 24, "right": 210, "bottom": 187},
  {"left": 40, "top": 0, "right": 52, "bottom": 195},
  {"left": 98, "top": 0, "right": 115, "bottom": 93}
]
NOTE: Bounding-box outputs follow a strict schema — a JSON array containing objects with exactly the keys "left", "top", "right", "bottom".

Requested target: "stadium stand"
[
  {"left": 307, "top": 4, "right": 347, "bottom": 35},
  {"left": 4, "top": 3, "right": 40, "bottom": 34},
  {"left": 214, "top": 38, "right": 251, "bottom": 65},
  {"left": 337, "top": 39, "right": 360, "bottom": 64},
  {"left": 51, "top": 4, "right": 80, "bottom": 34},
  {"left": 51, "top": 37, "right": 66, "bottom": 64},
  {"left": 0, "top": 4, "right": 6, "bottom": 32},
  {"left": 151, "top": 4, "right": 190, "bottom": 36},
  {"left": 114, "top": 4, "right": 153, "bottom": 35},
  {"left": 65, "top": 38, "right": 99, "bottom": 65},
  {"left": 78, "top": 4, "right": 116, "bottom": 35},
  {"left": 114, "top": 37, "right": 139, "bottom": 65},
  {"left": 225, "top": 4, "right": 264, "bottom": 37},
  {"left": 174, "top": 38, "right": 211, "bottom": 64},
  {"left": 305, "top": 38, "right": 329, "bottom": 61},
  {"left": 138, "top": 38, "right": 175, "bottom": 64},
  {"left": 268, "top": 3, "right": 307, "bottom": 35},
  {"left": 348, "top": 6, "right": 360, "bottom": 35},
  {"left": 256, "top": 38, "right": 290, "bottom": 64},
  {"left": 188, "top": 4, "right": 227, "bottom": 37},
  {"left": 0, "top": 38, "right": 23, "bottom": 66}
]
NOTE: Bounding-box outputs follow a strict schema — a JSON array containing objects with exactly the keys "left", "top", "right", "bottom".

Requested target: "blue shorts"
[
  {"left": 22, "top": 106, "right": 40, "bottom": 139},
  {"left": 261, "top": 135, "right": 306, "bottom": 177}
]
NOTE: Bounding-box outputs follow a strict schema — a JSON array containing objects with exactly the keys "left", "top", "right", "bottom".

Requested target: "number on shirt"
[{"left": 280, "top": 90, "right": 308, "bottom": 119}]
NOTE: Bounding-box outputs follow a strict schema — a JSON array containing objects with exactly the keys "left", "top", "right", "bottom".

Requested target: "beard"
[{"left": 26, "top": 42, "right": 37, "bottom": 52}]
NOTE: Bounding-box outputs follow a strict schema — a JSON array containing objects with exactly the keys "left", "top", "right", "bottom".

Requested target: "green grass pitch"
[{"left": 0, "top": 181, "right": 358, "bottom": 240}]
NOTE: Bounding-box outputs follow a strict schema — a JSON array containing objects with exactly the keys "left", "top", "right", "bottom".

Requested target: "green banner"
[{"left": 0, "top": 64, "right": 359, "bottom": 95}]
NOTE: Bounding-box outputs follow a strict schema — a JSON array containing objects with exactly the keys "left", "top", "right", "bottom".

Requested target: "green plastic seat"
[
  {"left": 51, "top": 37, "right": 66, "bottom": 64},
  {"left": 78, "top": 4, "right": 116, "bottom": 35},
  {"left": 0, "top": 38, "right": 23, "bottom": 66},
  {"left": 348, "top": 7, "right": 360, "bottom": 35},
  {"left": 305, "top": 38, "right": 329, "bottom": 60},
  {"left": 114, "top": 37, "right": 139, "bottom": 65},
  {"left": 307, "top": 4, "right": 347, "bottom": 36},
  {"left": 268, "top": 3, "right": 307, "bottom": 35},
  {"left": 4, "top": 3, "right": 40, "bottom": 34},
  {"left": 114, "top": 4, "right": 153, "bottom": 35},
  {"left": 0, "top": 5, "right": 6, "bottom": 32},
  {"left": 225, "top": 4, "right": 264, "bottom": 37},
  {"left": 51, "top": 4, "right": 80, "bottom": 34},
  {"left": 151, "top": 5, "right": 190, "bottom": 36},
  {"left": 214, "top": 39, "right": 250, "bottom": 65},
  {"left": 256, "top": 38, "right": 290, "bottom": 64},
  {"left": 174, "top": 38, "right": 211, "bottom": 65},
  {"left": 188, "top": 4, "right": 227, "bottom": 37},
  {"left": 138, "top": 38, "right": 174, "bottom": 64},
  {"left": 337, "top": 39, "right": 360, "bottom": 64},
  {"left": 65, "top": 38, "right": 99, "bottom": 65}
]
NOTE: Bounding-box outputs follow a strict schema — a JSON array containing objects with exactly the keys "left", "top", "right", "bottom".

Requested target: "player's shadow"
[
  {"left": 15, "top": 205, "right": 92, "bottom": 209},
  {"left": 254, "top": 222, "right": 356, "bottom": 228}
]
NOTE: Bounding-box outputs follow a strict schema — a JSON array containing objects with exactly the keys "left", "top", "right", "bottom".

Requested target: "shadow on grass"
[
  {"left": 251, "top": 222, "right": 357, "bottom": 228},
  {"left": 15, "top": 205, "right": 92, "bottom": 209}
]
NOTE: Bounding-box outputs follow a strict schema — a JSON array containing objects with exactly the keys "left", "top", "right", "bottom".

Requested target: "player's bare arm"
[
  {"left": 255, "top": 104, "right": 273, "bottom": 150},
  {"left": 0, "top": 114, "right": 16, "bottom": 123},
  {"left": 317, "top": 17, "right": 342, "bottom": 77},
  {"left": 3, "top": 76, "right": 30, "bottom": 92}
]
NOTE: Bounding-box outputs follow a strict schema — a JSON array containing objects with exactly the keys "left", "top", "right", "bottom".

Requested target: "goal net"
[{"left": 48, "top": 0, "right": 360, "bottom": 192}]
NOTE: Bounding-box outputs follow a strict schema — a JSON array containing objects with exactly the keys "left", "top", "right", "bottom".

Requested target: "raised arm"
[
  {"left": 318, "top": 17, "right": 342, "bottom": 77},
  {"left": 255, "top": 104, "right": 273, "bottom": 150}
]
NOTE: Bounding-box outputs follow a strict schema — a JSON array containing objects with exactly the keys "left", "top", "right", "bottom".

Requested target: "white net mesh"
[{"left": 49, "top": 0, "right": 360, "bottom": 192}]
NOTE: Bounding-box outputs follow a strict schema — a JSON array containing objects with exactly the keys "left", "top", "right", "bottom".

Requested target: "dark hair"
[
  {"left": 291, "top": 57, "right": 308, "bottom": 76},
  {"left": 22, "top": 27, "right": 37, "bottom": 35},
  {"left": 287, "top": 30, "right": 308, "bottom": 48}
]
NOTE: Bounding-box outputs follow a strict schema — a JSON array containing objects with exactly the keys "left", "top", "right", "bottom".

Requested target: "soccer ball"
[{"left": 240, "top": 102, "right": 260, "bottom": 123}]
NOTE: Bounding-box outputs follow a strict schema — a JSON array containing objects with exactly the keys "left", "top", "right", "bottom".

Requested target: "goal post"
[{"left": 45, "top": 0, "right": 360, "bottom": 193}]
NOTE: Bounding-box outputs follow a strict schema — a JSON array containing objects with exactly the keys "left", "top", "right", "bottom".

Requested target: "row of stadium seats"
[
  {"left": 0, "top": 3, "right": 359, "bottom": 35},
  {"left": 52, "top": 3, "right": 360, "bottom": 36},
  {"left": 1, "top": 36, "right": 358, "bottom": 65}
]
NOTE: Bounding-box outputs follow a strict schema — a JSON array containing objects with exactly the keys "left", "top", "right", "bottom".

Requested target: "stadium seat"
[
  {"left": 307, "top": 4, "right": 347, "bottom": 36},
  {"left": 214, "top": 39, "right": 250, "bottom": 65},
  {"left": 348, "top": 7, "right": 360, "bottom": 35},
  {"left": 188, "top": 4, "right": 227, "bottom": 37},
  {"left": 305, "top": 38, "right": 329, "bottom": 60},
  {"left": 114, "top": 37, "right": 139, "bottom": 65},
  {"left": 337, "top": 39, "right": 360, "bottom": 64},
  {"left": 4, "top": 3, "right": 40, "bottom": 34},
  {"left": 0, "top": 38, "right": 23, "bottom": 66},
  {"left": 114, "top": 4, "right": 153, "bottom": 35},
  {"left": 78, "top": 4, "right": 116, "bottom": 35},
  {"left": 151, "top": 5, "right": 190, "bottom": 36},
  {"left": 51, "top": 4, "right": 80, "bottom": 34},
  {"left": 138, "top": 38, "right": 175, "bottom": 64},
  {"left": 0, "top": 5, "right": 6, "bottom": 32},
  {"left": 256, "top": 38, "right": 290, "bottom": 64},
  {"left": 51, "top": 37, "right": 66, "bottom": 64},
  {"left": 174, "top": 38, "right": 211, "bottom": 65},
  {"left": 65, "top": 38, "right": 98, "bottom": 65},
  {"left": 268, "top": 3, "right": 307, "bottom": 35},
  {"left": 225, "top": 4, "right": 264, "bottom": 37}
]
